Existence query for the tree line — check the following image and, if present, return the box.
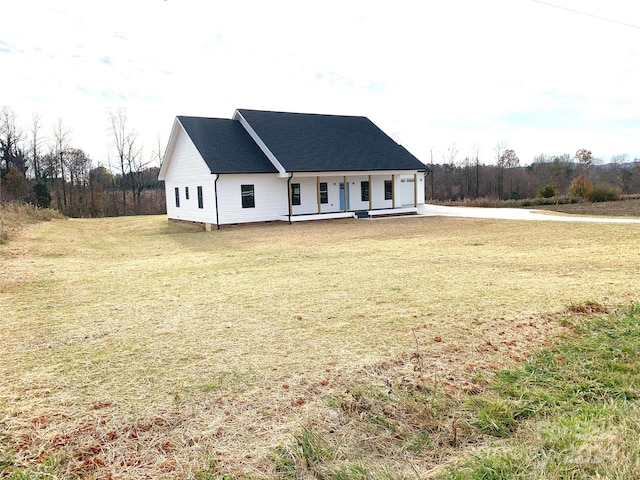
[3,103,639,214]
[0,106,165,217]
[426,145,640,202]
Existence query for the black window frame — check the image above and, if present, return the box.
[185,186,189,200]
[361,181,370,202]
[197,186,203,209]
[319,182,328,204]
[241,184,255,209]
[174,187,180,207]
[384,180,393,200]
[291,183,301,206]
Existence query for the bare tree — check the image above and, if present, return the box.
[501,149,520,169]
[108,109,149,213]
[51,119,71,209]
[154,135,164,168]
[442,145,458,199]
[66,148,92,214]
[495,140,509,199]
[0,106,25,175]
[472,145,480,198]
[109,109,131,210]
[28,113,46,181]
[461,145,481,199]
[500,149,520,198]
[605,153,630,192]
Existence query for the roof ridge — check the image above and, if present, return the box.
[236,108,367,120]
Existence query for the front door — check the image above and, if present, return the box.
[339,182,350,211]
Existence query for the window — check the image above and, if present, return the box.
[241,184,255,208]
[319,182,328,204]
[361,181,370,202]
[185,186,189,200]
[197,186,203,209]
[174,187,180,207]
[384,180,393,200]
[291,183,301,206]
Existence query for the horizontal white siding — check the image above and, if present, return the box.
[347,175,370,211]
[217,174,288,224]
[417,172,426,204]
[164,127,216,222]
[291,177,319,215]
[321,176,343,213]
[371,175,393,210]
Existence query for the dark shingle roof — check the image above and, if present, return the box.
[177,116,278,174]
[237,109,426,172]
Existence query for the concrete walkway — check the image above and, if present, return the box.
[419,204,640,224]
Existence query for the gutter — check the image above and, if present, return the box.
[287,172,293,225]
[214,174,220,230]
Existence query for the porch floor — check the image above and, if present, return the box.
[278,206,418,222]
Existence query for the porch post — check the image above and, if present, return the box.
[343,175,347,212]
[368,174,372,211]
[391,174,395,208]
[413,173,417,207]
[316,176,321,214]
[287,173,293,223]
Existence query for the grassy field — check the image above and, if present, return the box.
[1,212,639,478]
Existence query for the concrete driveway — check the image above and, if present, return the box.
[419,204,640,224]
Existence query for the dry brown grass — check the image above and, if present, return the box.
[0,202,65,244]
[534,197,640,217]
[1,215,639,478]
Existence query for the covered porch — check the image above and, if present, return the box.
[283,171,425,221]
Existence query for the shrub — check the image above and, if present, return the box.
[30,183,52,209]
[586,186,621,203]
[569,174,593,198]
[537,184,559,198]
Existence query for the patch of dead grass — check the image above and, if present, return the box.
[535,197,640,217]
[1,215,639,477]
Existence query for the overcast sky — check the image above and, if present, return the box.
[2,0,639,168]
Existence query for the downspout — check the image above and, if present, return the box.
[214,174,220,230]
[287,172,293,225]
[343,175,347,212]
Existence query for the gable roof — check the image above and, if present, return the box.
[177,116,278,174]
[235,109,426,172]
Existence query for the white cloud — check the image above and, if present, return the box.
[1,0,639,167]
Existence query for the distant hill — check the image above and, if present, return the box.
[597,161,640,170]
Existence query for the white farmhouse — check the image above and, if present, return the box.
[158,109,429,228]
